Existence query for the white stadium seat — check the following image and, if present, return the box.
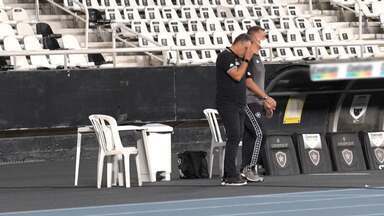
[181,7,199,20]
[12,8,29,22]
[138,0,156,7]
[138,35,157,48]
[177,0,194,6]
[161,7,179,20]
[157,33,178,64]
[122,0,139,8]
[83,0,102,10]
[305,28,337,59]
[24,35,57,69]
[168,20,187,33]
[217,6,234,18]
[195,0,214,6]
[195,32,217,63]
[241,19,257,31]
[0,23,15,39]
[206,19,224,33]
[260,18,277,30]
[295,17,312,29]
[105,8,124,23]
[64,0,82,11]
[199,7,217,19]
[149,20,168,34]
[212,31,231,47]
[175,33,202,64]
[123,8,141,21]
[287,5,301,17]
[0,9,8,22]
[268,30,301,61]
[287,29,314,59]
[100,0,124,9]
[144,7,162,20]
[280,17,296,30]
[270,5,285,17]
[4,36,35,70]
[234,5,251,19]
[311,18,327,29]
[188,20,205,33]
[252,6,269,19]
[158,0,177,7]
[62,34,95,67]
[224,19,243,32]
[131,20,149,34]
[17,22,35,37]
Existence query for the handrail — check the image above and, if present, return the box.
[38,0,89,48]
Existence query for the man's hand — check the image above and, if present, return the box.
[265,96,277,110]
[244,42,261,61]
[263,102,274,119]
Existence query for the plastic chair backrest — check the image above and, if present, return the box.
[12,8,28,22]
[0,9,8,22]
[17,22,35,37]
[4,36,30,68]
[89,115,124,153]
[204,109,223,143]
[24,35,51,66]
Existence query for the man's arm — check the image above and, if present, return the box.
[245,78,268,99]
[227,43,260,81]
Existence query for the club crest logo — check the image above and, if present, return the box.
[275,151,287,168]
[374,148,384,164]
[342,149,353,166]
[308,150,320,166]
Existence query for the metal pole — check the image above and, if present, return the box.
[112,24,117,68]
[358,1,363,40]
[84,7,89,49]
[35,0,40,21]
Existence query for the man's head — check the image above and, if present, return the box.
[247,26,267,43]
[232,33,252,58]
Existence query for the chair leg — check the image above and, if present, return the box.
[123,154,131,188]
[209,147,214,179]
[220,148,226,177]
[135,154,142,187]
[97,152,104,189]
[107,156,113,188]
[112,155,118,186]
[117,156,124,187]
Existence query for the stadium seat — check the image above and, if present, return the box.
[364,45,384,58]
[0,23,15,39]
[0,9,8,22]
[269,30,301,61]
[123,8,141,21]
[224,19,243,32]
[161,7,179,20]
[62,34,95,67]
[149,20,168,34]
[305,28,337,59]
[200,7,217,19]
[16,22,35,37]
[41,37,66,67]
[338,29,361,57]
[230,31,243,43]
[122,0,139,8]
[4,36,35,70]
[360,131,384,170]
[259,48,273,62]
[195,32,217,63]
[138,35,157,47]
[206,19,224,33]
[11,8,29,22]
[372,2,384,16]
[131,20,150,34]
[195,0,215,6]
[217,6,234,18]
[100,0,125,9]
[260,18,277,30]
[157,33,178,64]
[23,35,57,69]
[203,109,225,179]
[168,20,187,33]
[252,6,269,19]
[295,17,312,29]
[175,33,202,64]
[270,5,285,17]
[105,8,124,23]
[137,0,156,7]
[234,5,251,19]
[249,0,265,5]
[287,5,300,17]
[212,31,231,46]
[88,115,142,189]
[287,29,314,59]
[64,0,82,11]
[311,18,327,29]
[83,0,102,10]
[241,19,257,31]
[144,7,162,20]
[181,7,199,20]
[177,0,194,6]
[280,17,296,30]
[321,27,351,59]
[188,20,205,33]
[355,3,377,18]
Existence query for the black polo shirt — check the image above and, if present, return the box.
[216,48,250,107]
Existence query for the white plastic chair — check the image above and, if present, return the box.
[158,0,177,6]
[200,7,217,19]
[175,33,202,64]
[280,16,296,30]
[177,0,194,6]
[311,18,327,29]
[203,109,225,179]
[241,19,256,31]
[259,48,272,62]
[295,17,312,29]
[181,7,199,20]
[138,35,157,48]
[83,0,102,10]
[168,20,187,33]
[158,33,178,64]
[144,7,162,20]
[149,20,168,34]
[217,6,234,18]
[195,32,217,63]
[89,115,142,189]
[224,19,242,32]
[123,7,141,21]
[138,0,156,7]
[62,34,95,67]
[270,5,285,17]
[212,31,231,47]
[105,8,124,23]
[131,20,149,34]
[0,23,15,39]
[11,8,28,22]
[4,36,35,70]
[364,45,384,58]
[0,8,8,22]
[356,3,376,18]
[260,18,277,30]
[161,7,179,20]
[252,6,269,19]
[234,5,251,19]
[188,20,205,33]
[64,0,82,11]
[287,5,300,16]
[195,0,214,6]
[16,22,35,37]
[206,19,223,33]
[122,0,139,7]
[24,35,57,69]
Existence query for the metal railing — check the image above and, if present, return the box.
[35,0,89,48]
[0,40,384,68]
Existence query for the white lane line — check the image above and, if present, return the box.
[213,203,384,216]
[75,194,384,216]
[0,188,377,216]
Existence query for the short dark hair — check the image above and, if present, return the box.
[247,26,265,35]
[233,33,251,44]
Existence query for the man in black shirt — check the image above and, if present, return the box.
[216,33,260,186]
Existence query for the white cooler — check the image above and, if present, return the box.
[137,123,173,182]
